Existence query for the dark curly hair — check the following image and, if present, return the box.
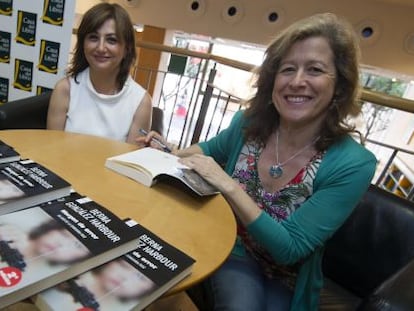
[244,13,361,151]
[67,3,136,90]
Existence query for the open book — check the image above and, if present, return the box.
[105,147,219,196]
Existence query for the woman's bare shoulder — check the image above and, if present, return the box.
[53,76,70,95]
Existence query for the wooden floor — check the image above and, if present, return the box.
[2,292,199,311]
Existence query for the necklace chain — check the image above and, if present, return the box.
[269,130,319,179]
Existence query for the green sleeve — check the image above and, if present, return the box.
[198,110,246,174]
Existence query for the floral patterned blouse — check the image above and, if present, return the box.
[232,141,323,287]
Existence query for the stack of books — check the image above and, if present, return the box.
[0,140,195,311]
[0,140,20,164]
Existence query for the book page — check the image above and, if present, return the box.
[172,168,219,196]
[108,148,187,178]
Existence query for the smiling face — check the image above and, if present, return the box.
[272,36,337,130]
[83,18,126,74]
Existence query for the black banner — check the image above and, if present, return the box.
[0,77,9,103]
[0,0,12,16]
[38,39,60,74]
[42,0,65,26]
[13,59,33,92]
[0,31,11,63]
[36,85,53,95]
[16,10,37,46]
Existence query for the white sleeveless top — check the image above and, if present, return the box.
[65,68,146,142]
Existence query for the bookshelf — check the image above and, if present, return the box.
[382,163,414,200]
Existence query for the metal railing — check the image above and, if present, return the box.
[133,40,414,200]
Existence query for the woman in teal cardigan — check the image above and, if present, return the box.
[139,13,377,311]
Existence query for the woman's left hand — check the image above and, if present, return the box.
[181,154,261,224]
[179,154,237,194]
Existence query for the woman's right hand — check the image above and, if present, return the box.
[135,130,177,154]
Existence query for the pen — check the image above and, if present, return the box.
[139,129,172,153]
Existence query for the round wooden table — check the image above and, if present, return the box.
[0,130,236,295]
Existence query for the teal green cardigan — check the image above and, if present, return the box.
[198,110,377,310]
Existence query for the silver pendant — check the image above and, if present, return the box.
[269,164,283,179]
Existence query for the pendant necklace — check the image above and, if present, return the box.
[269,131,319,179]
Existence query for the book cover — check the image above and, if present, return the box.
[34,220,195,311]
[0,159,71,215]
[105,147,219,196]
[0,194,141,309]
[0,140,20,164]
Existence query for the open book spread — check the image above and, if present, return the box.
[105,147,219,196]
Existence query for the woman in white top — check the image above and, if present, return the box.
[47,3,152,144]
